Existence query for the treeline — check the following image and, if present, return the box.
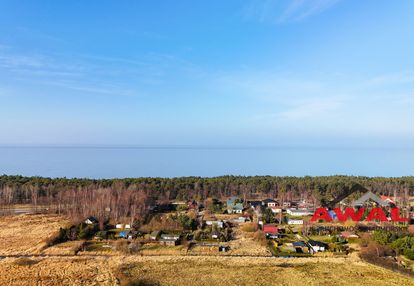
[0,175,413,222]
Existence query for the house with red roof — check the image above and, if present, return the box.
[262,224,278,234]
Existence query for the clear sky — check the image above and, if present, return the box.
[1,0,414,148]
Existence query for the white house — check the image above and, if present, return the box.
[307,240,327,253]
[287,219,303,225]
[286,208,313,216]
[271,207,282,214]
[262,199,278,208]
[205,220,224,228]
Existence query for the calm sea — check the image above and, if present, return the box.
[0,146,413,178]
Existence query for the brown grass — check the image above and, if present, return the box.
[0,214,413,285]
[0,257,118,285]
[0,214,69,255]
[118,256,414,286]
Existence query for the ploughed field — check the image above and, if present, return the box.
[0,214,413,286]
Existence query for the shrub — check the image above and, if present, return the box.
[44,227,67,247]
[403,248,414,260]
[13,258,39,266]
[128,242,141,254]
[114,240,129,253]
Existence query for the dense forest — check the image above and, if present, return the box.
[0,175,412,223]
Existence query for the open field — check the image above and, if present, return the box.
[0,214,69,255]
[0,214,413,285]
[118,256,414,286]
[0,257,117,286]
[227,226,271,256]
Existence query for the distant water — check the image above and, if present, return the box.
[0,146,413,178]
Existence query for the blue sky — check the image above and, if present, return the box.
[1,0,414,147]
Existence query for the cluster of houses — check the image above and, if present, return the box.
[292,240,328,254]
[247,198,315,226]
[261,222,329,254]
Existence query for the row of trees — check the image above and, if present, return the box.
[0,175,413,223]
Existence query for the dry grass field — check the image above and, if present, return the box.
[0,214,413,286]
[227,227,271,256]
[0,214,69,255]
[0,257,117,286]
[118,256,414,286]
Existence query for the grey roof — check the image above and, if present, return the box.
[352,191,389,207]
[233,203,243,210]
[293,241,307,247]
[227,196,239,204]
[308,240,328,247]
[161,234,180,240]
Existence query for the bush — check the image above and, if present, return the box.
[403,248,414,260]
[114,240,129,253]
[128,242,141,254]
[44,227,67,247]
[13,258,39,266]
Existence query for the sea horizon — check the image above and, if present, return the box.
[1,145,413,179]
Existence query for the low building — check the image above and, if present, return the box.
[271,207,283,214]
[263,224,278,234]
[286,208,314,216]
[307,240,328,253]
[267,233,284,239]
[159,238,179,246]
[340,231,359,239]
[160,234,180,240]
[287,219,303,225]
[227,196,243,214]
[159,233,180,246]
[232,203,243,214]
[262,199,278,208]
[293,241,309,253]
[205,220,224,228]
